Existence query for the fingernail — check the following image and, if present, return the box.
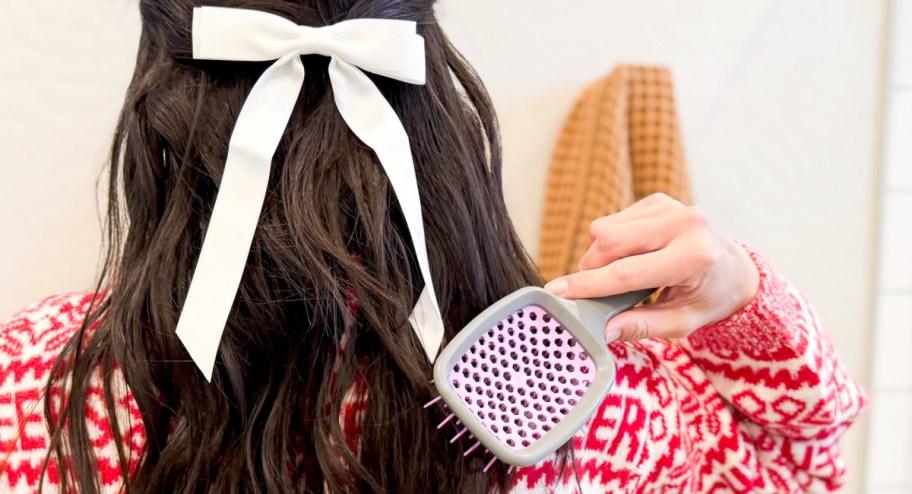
[605,328,622,342]
[544,279,568,296]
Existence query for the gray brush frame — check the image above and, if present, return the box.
[433,287,655,466]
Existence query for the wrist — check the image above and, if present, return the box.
[683,246,801,360]
[730,240,761,313]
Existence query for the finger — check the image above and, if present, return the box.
[587,193,683,242]
[579,215,683,271]
[589,193,685,241]
[547,247,688,299]
[634,192,685,210]
[587,196,677,242]
[604,304,700,342]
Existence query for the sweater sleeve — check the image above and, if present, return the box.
[679,246,867,439]
[678,247,867,490]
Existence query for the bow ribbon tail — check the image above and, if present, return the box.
[329,58,444,362]
[175,53,306,381]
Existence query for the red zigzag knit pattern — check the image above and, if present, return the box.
[0,249,866,493]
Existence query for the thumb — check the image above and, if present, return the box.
[604,304,697,342]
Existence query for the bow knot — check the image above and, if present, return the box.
[295,26,335,57]
[178,6,443,381]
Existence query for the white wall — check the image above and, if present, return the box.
[0,2,888,492]
[865,1,912,492]
[0,1,140,316]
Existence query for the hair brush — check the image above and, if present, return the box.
[425,287,654,470]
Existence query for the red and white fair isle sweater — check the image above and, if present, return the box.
[0,250,866,493]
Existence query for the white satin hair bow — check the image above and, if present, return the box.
[177,6,444,380]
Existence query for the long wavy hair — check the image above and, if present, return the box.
[41,0,547,492]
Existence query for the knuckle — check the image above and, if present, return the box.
[649,192,683,208]
[691,234,719,268]
[625,319,650,341]
[640,193,664,207]
[684,206,710,226]
[577,252,595,270]
[611,258,641,284]
[594,228,621,252]
[651,192,670,203]
[693,252,715,271]
[588,218,606,240]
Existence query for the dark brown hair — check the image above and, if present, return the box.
[42,0,548,492]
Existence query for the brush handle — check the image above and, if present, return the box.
[569,289,657,345]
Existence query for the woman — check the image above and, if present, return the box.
[0,0,865,492]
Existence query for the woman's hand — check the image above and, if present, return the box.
[543,193,760,342]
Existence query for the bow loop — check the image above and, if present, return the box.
[324,19,427,84]
[178,6,443,381]
[192,6,301,61]
[192,7,426,85]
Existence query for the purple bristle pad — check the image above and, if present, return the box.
[446,304,594,451]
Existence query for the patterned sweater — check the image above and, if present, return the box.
[0,251,866,493]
